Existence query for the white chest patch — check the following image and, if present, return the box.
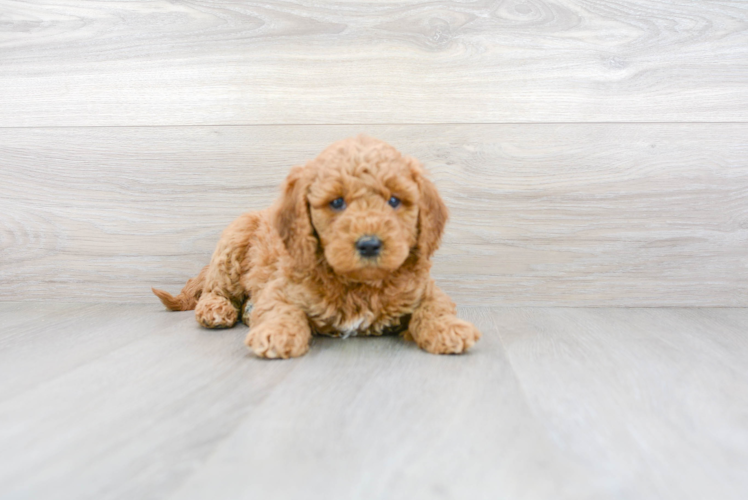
[338,317,368,339]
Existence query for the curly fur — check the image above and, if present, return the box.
[152,136,481,358]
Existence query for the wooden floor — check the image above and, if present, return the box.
[1,304,746,500]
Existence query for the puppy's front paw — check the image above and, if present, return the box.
[245,322,310,359]
[414,317,481,354]
[195,294,238,329]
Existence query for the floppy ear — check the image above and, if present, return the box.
[274,165,318,270]
[411,161,449,260]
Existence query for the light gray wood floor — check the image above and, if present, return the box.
[1,304,746,500]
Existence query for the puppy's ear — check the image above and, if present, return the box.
[274,165,317,269]
[411,160,448,260]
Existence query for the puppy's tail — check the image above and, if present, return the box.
[152,265,209,311]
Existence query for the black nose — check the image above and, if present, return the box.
[355,236,382,258]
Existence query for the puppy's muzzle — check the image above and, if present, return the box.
[355,235,382,258]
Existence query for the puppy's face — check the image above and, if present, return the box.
[276,136,448,283]
[307,153,420,281]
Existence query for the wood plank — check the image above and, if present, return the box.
[0,304,302,500]
[4,305,746,499]
[1,0,747,126]
[0,305,604,500]
[0,304,187,400]
[0,302,95,337]
[494,307,748,500]
[168,307,601,500]
[1,124,746,305]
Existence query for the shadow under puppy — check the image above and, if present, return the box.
[153,135,481,358]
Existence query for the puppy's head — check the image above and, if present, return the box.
[275,136,447,282]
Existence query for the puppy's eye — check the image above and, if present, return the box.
[329,197,346,210]
[388,196,401,208]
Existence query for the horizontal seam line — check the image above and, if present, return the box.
[1,121,748,129]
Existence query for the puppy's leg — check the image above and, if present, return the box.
[196,292,239,329]
[195,214,256,329]
[409,280,481,354]
[244,281,311,359]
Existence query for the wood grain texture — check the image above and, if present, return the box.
[1,304,747,499]
[167,308,599,500]
[496,307,748,500]
[1,0,747,126]
[2,124,747,305]
[0,303,302,500]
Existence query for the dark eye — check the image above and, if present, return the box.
[388,196,401,208]
[329,197,346,210]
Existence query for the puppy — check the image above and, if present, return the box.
[153,136,481,358]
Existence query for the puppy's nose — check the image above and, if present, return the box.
[355,236,382,258]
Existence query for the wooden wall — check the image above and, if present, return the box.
[1,0,747,305]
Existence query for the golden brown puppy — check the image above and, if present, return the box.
[153,136,481,358]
